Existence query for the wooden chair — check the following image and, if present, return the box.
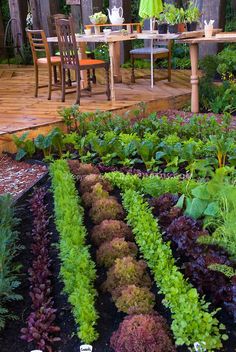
[27,30,61,100]
[55,17,110,105]
[130,40,173,84]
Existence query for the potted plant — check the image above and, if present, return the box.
[89,12,107,25]
[157,12,168,34]
[177,8,186,33]
[185,1,201,31]
[163,3,179,33]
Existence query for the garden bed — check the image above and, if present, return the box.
[2,161,236,352]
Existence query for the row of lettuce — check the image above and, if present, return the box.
[1,161,235,351]
[13,109,236,178]
[51,160,232,351]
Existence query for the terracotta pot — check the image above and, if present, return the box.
[178,23,186,33]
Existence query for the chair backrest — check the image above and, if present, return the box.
[55,17,79,70]
[47,13,68,37]
[154,39,173,52]
[26,30,51,65]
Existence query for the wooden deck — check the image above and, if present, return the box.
[0,64,191,153]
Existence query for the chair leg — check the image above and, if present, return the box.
[75,70,81,105]
[34,65,39,98]
[105,64,111,101]
[61,68,66,102]
[92,69,96,84]
[131,55,135,83]
[168,54,172,82]
[67,69,72,86]
[53,65,58,84]
[48,66,52,100]
[58,64,62,84]
[87,69,92,92]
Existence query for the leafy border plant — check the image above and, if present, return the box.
[0,194,22,331]
[50,160,98,344]
[120,189,225,350]
[21,188,60,350]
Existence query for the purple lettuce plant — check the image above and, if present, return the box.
[21,188,60,351]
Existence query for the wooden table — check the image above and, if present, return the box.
[48,33,136,101]
[180,33,236,113]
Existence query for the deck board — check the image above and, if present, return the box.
[0,64,191,153]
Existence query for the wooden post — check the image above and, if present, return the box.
[30,0,41,29]
[0,7,4,56]
[39,0,60,36]
[8,0,28,49]
[198,0,222,57]
[80,0,103,26]
[190,43,199,113]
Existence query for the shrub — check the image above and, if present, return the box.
[121,189,225,350]
[96,238,138,268]
[89,197,125,224]
[115,285,155,314]
[110,314,176,352]
[0,194,22,331]
[50,160,98,344]
[103,256,151,299]
[81,183,110,208]
[68,160,100,178]
[91,220,133,246]
[80,174,113,194]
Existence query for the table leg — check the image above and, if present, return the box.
[190,43,199,113]
[113,41,122,83]
[151,38,154,88]
[78,42,88,89]
[109,42,115,101]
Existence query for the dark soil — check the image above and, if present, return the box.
[1,178,235,352]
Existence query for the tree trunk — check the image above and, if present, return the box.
[0,7,4,56]
[199,0,223,57]
[80,0,103,26]
[8,0,28,49]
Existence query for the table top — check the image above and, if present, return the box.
[47,32,137,44]
[180,32,236,43]
[47,29,228,44]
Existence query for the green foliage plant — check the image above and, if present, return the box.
[34,128,63,159]
[121,189,225,350]
[185,1,201,23]
[198,183,236,259]
[104,171,199,197]
[12,132,36,161]
[0,194,22,330]
[163,3,180,25]
[50,160,98,343]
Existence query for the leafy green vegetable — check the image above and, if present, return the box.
[50,160,98,343]
[121,189,225,350]
[0,194,22,330]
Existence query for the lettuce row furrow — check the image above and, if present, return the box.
[50,160,98,344]
[121,188,225,351]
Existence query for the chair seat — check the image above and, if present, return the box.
[79,59,105,66]
[130,47,169,55]
[37,56,61,64]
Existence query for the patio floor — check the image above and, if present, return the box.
[0,64,191,153]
